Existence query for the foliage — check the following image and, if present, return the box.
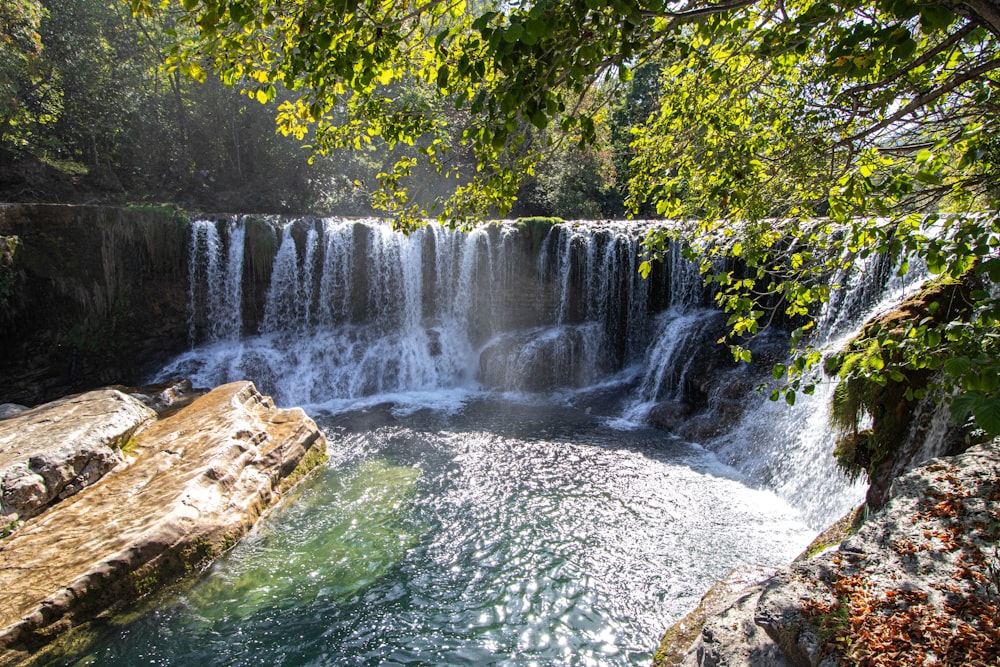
[0,0,60,146]
[625,2,1000,436]
[827,279,973,481]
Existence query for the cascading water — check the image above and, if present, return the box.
[187,218,244,342]
[84,215,928,666]
[167,215,924,524]
[159,218,675,408]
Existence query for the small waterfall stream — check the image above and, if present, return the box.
[96,215,932,666]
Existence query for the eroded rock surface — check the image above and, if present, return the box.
[663,438,1000,666]
[656,565,789,667]
[0,389,156,526]
[0,381,327,665]
[755,438,1000,666]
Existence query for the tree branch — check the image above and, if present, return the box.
[835,57,1000,147]
[836,22,976,100]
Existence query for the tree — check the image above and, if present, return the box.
[0,0,60,148]
[140,0,999,433]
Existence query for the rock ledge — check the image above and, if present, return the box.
[0,381,327,665]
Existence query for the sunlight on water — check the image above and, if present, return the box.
[72,401,815,667]
[184,459,421,622]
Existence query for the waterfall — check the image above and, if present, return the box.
[187,219,244,343]
[162,215,929,530]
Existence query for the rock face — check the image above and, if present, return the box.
[653,566,789,667]
[666,438,1000,666]
[0,204,191,405]
[0,381,327,665]
[756,437,1000,666]
[0,389,156,526]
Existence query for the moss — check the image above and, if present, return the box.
[516,216,562,255]
[797,505,866,561]
[0,234,21,323]
[130,570,158,598]
[826,278,971,482]
[179,537,216,572]
[279,442,329,493]
[1,519,21,539]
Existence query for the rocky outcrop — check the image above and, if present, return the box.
[0,389,156,527]
[664,438,1000,666]
[0,204,191,406]
[654,566,789,667]
[0,381,327,665]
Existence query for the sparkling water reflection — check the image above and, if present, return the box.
[70,400,814,666]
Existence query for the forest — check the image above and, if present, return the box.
[0,0,638,216]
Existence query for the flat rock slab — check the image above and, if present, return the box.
[0,381,326,664]
[0,390,157,525]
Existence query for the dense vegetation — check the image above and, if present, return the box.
[0,0,635,214]
[3,0,999,442]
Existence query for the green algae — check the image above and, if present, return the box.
[182,458,421,621]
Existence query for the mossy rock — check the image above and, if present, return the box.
[826,278,972,485]
[516,216,563,255]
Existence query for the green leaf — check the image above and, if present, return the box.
[785,389,796,406]
[973,396,1000,436]
[772,363,787,381]
[919,5,955,31]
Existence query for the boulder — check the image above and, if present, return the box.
[0,389,156,526]
[0,381,327,664]
[656,565,790,667]
[663,439,1000,666]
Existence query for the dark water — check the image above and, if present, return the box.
[60,399,813,667]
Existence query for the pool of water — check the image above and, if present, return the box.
[61,398,814,666]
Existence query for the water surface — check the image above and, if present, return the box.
[68,399,814,666]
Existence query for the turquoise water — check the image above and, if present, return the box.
[66,399,814,666]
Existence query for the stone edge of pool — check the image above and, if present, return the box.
[0,380,328,666]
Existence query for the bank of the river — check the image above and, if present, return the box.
[0,381,326,665]
[656,437,1000,666]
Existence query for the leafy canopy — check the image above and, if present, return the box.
[136,0,1000,435]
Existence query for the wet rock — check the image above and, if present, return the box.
[0,381,327,663]
[479,326,604,392]
[0,389,156,524]
[119,378,204,416]
[647,400,694,432]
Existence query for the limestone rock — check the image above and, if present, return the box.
[655,565,790,667]
[0,381,327,664]
[0,389,156,525]
[755,438,1000,666]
